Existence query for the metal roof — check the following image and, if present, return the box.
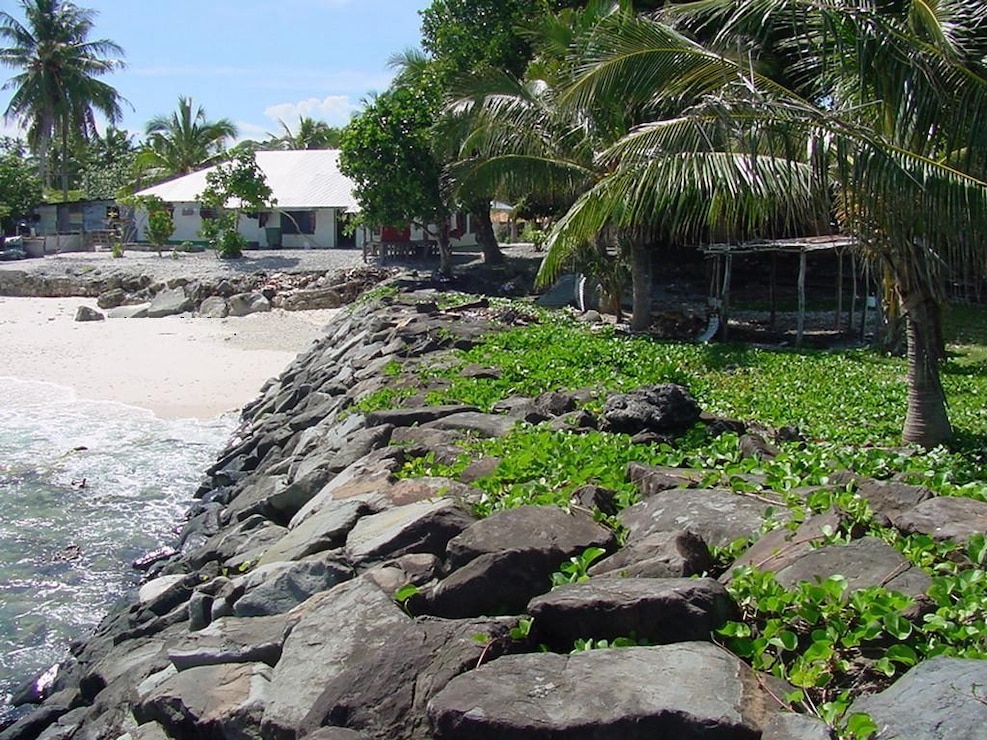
[136,150,360,211]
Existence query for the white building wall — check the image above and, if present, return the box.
[134,205,366,249]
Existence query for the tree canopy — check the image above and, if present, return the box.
[339,83,451,270]
[0,136,42,232]
[0,0,126,198]
[139,96,237,180]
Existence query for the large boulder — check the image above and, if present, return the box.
[74,305,104,322]
[261,578,409,738]
[344,499,476,567]
[134,662,272,738]
[772,536,931,597]
[198,296,229,318]
[230,554,354,617]
[527,577,737,651]
[446,505,616,570]
[299,617,516,740]
[228,292,271,317]
[425,548,563,619]
[600,384,701,435]
[146,287,193,318]
[619,488,785,550]
[590,530,713,579]
[850,657,987,739]
[428,642,781,739]
[893,496,987,545]
[166,614,294,670]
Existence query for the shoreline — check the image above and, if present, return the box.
[0,296,340,420]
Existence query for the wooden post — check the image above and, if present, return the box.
[860,263,869,340]
[849,254,858,337]
[769,251,777,329]
[796,249,807,347]
[720,252,732,341]
[835,248,844,331]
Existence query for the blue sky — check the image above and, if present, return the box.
[1,0,432,142]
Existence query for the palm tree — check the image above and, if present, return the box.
[268,116,340,150]
[139,96,237,179]
[536,3,987,447]
[0,0,125,198]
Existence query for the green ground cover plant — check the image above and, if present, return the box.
[384,299,987,738]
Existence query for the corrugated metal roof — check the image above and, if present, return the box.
[137,150,359,211]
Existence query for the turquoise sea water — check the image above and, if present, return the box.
[0,379,235,725]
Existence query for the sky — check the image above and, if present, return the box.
[0,0,432,142]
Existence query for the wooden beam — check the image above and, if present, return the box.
[720,253,732,341]
[835,249,844,331]
[796,249,807,347]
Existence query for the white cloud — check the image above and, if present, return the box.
[264,96,361,128]
[234,121,271,144]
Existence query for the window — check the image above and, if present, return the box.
[281,210,316,235]
[199,207,217,220]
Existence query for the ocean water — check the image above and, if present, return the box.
[0,379,236,726]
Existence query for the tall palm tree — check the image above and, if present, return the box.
[0,0,125,197]
[139,96,237,179]
[538,2,987,446]
[268,116,340,150]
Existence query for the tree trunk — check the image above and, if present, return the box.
[60,120,70,202]
[899,277,951,447]
[630,239,651,331]
[470,206,504,265]
[437,219,453,277]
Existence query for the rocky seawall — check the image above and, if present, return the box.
[3,283,986,740]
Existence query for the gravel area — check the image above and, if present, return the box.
[0,243,545,286]
[0,247,369,284]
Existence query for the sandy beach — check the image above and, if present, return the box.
[0,296,339,419]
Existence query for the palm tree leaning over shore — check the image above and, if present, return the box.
[139,96,237,180]
[536,2,987,447]
[0,0,125,198]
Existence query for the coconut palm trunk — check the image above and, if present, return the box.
[629,238,651,330]
[896,262,951,447]
[470,205,504,265]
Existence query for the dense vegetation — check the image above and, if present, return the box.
[361,296,987,738]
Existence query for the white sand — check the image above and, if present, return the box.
[0,297,340,420]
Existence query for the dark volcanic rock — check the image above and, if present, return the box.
[527,577,737,651]
[231,554,354,617]
[773,536,931,597]
[829,471,934,524]
[850,657,987,739]
[344,499,476,567]
[600,383,701,435]
[428,642,780,739]
[426,549,562,619]
[167,614,293,670]
[590,530,713,579]
[262,578,409,738]
[74,305,104,322]
[420,411,515,438]
[134,661,271,738]
[893,496,987,545]
[445,505,616,570]
[366,405,480,428]
[619,488,785,550]
[761,712,834,740]
[300,617,516,740]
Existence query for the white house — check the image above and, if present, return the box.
[133,149,481,252]
[134,150,363,249]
